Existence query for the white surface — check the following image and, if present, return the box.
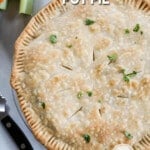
[113,144,133,150]
[0,1,50,149]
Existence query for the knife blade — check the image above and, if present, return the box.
[0,95,33,150]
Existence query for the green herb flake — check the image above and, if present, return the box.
[85,18,95,26]
[125,29,130,34]
[140,31,143,35]
[66,44,72,48]
[39,102,46,109]
[122,70,138,82]
[49,34,57,44]
[127,71,137,78]
[77,91,83,99]
[123,75,130,82]
[120,69,125,74]
[124,131,133,140]
[98,99,102,103]
[107,54,118,64]
[133,24,140,32]
[83,134,91,143]
[87,91,93,97]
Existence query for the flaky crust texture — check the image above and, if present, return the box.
[11,0,150,150]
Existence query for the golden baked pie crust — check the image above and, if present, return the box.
[11,0,150,149]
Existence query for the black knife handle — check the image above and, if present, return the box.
[1,115,33,150]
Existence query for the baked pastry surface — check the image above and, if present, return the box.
[11,0,150,149]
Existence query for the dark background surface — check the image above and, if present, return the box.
[0,0,49,149]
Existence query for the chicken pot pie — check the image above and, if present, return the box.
[11,0,150,149]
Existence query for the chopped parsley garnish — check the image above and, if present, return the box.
[87,91,92,97]
[140,31,143,35]
[121,69,138,82]
[128,71,137,77]
[66,44,72,48]
[124,131,133,140]
[98,99,102,103]
[125,29,130,34]
[123,75,130,82]
[85,18,95,26]
[49,34,57,44]
[125,24,143,35]
[77,91,83,99]
[107,54,118,64]
[39,102,46,109]
[83,134,91,143]
[133,24,140,32]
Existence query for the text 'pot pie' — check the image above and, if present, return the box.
[11,0,150,149]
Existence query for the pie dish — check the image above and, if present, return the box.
[11,0,150,149]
